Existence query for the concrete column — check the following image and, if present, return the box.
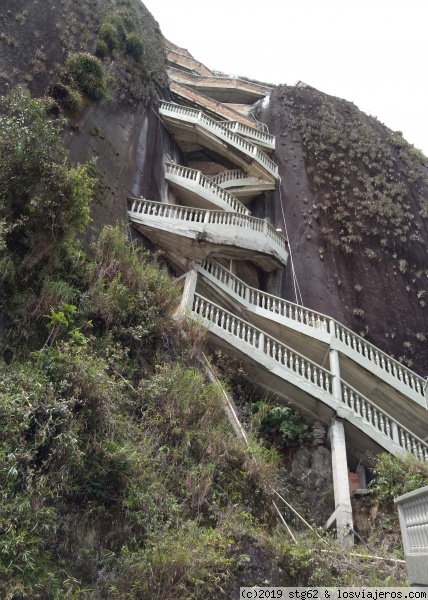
[329,348,342,404]
[329,418,354,548]
[178,266,198,314]
[357,464,367,489]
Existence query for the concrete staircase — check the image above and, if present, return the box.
[159,101,278,181]
[168,67,272,104]
[128,39,428,545]
[191,291,428,462]
[164,163,249,214]
[198,259,427,411]
[128,198,288,271]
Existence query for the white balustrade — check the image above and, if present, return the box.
[220,121,275,148]
[192,293,332,394]
[128,199,287,253]
[397,489,428,553]
[200,260,329,332]
[165,162,249,215]
[334,323,426,399]
[192,289,428,461]
[160,102,278,178]
[210,170,248,186]
[198,260,426,402]
[340,380,428,461]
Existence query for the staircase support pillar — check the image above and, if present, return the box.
[178,264,198,314]
[329,417,354,548]
[328,348,354,547]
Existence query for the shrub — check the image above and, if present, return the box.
[0,87,92,254]
[109,15,127,45]
[370,452,428,509]
[125,33,144,60]
[65,53,106,101]
[86,225,179,352]
[99,22,120,53]
[251,402,307,443]
[0,87,93,347]
[95,39,108,59]
[46,82,83,114]
[111,524,234,598]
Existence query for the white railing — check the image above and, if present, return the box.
[334,322,426,397]
[200,259,329,331]
[164,163,249,215]
[340,381,428,461]
[210,170,275,190]
[198,260,427,401]
[192,294,332,394]
[160,102,278,178]
[220,121,275,148]
[170,82,258,129]
[128,199,287,253]
[210,170,248,186]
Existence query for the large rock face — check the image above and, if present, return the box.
[2,0,427,374]
[290,444,334,526]
[256,86,428,376]
[0,0,171,241]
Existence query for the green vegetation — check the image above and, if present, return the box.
[65,53,107,101]
[0,84,413,595]
[283,86,428,367]
[125,33,144,60]
[100,22,122,53]
[0,88,92,350]
[95,38,109,59]
[289,90,428,263]
[46,83,83,114]
[370,452,428,511]
[0,0,167,111]
[251,402,308,444]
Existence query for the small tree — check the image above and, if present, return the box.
[0,87,93,337]
[0,88,92,260]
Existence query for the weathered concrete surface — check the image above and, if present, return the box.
[329,418,354,548]
[168,69,272,104]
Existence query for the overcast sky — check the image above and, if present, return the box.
[142,0,428,156]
